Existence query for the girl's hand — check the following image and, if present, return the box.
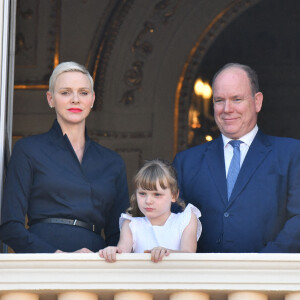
[145,247,170,263]
[99,246,122,262]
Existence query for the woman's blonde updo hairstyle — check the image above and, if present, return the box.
[48,61,94,94]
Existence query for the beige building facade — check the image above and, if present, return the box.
[1,0,299,186]
[10,0,266,184]
[2,1,300,299]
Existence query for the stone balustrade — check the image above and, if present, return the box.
[1,253,300,300]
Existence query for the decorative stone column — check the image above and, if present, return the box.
[58,292,98,300]
[114,291,153,300]
[228,292,267,300]
[170,291,209,300]
[0,293,39,300]
[286,293,300,300]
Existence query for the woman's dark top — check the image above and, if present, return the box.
[0,120,129,253]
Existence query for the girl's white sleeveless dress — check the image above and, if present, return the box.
[119,204,202,253]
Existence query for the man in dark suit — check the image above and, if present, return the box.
[174,63,300,253]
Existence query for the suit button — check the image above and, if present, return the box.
[224,212,229,217]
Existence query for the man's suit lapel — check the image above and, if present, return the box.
[205,136,228,204]
[229,130,272,203]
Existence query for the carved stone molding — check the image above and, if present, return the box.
[92,0,135,110]
[92,0,180,109]
[121,61,143,105]
[115,148,143,169]
[174,0,262,153]
[121,0,180,105]
[14,0,61,89]
[89,130,152,139]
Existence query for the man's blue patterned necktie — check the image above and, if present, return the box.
[227,140,242,199]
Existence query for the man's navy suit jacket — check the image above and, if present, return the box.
[174,130,300,253]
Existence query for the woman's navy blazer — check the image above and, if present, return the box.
[0,120,129,253]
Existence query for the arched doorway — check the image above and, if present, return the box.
[176,0,300,152]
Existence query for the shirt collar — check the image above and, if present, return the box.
[50,119,91,150]
[222,125,258,148]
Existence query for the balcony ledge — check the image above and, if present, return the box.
[1,253,300,299]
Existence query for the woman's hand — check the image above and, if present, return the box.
[73,247,93,253]
[99,246,122,262]
[145,247,170,263]
[54,248,93,253]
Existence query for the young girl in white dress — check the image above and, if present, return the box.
[99,159,202,262]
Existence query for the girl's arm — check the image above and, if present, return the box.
[117,220,134,251]
[179,212,198,252]
[99,220,133,262]
[147,213,198,262]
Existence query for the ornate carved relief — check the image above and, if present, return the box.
[89,130,152,139]
[121,61,143,105]
[121,0,180,105]
[174,0,262,153]
[92,0,180,109]
[115,148,143,192]
[115,148,143,168]
[15,0,38,66]
[92,0,135,110]
[14,0,61,89]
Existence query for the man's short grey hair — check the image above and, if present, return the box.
[48,61,94,94]
[212,63,260,96]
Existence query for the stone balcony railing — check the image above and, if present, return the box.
[1,253,300,300]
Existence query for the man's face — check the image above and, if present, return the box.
[213,67,263,139]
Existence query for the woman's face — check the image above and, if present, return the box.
[47,71,95,128]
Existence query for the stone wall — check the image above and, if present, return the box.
[14,0,300,188]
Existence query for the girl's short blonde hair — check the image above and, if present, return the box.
[127,159,185,217]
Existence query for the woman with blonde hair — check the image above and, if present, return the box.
[0,62,129,253]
